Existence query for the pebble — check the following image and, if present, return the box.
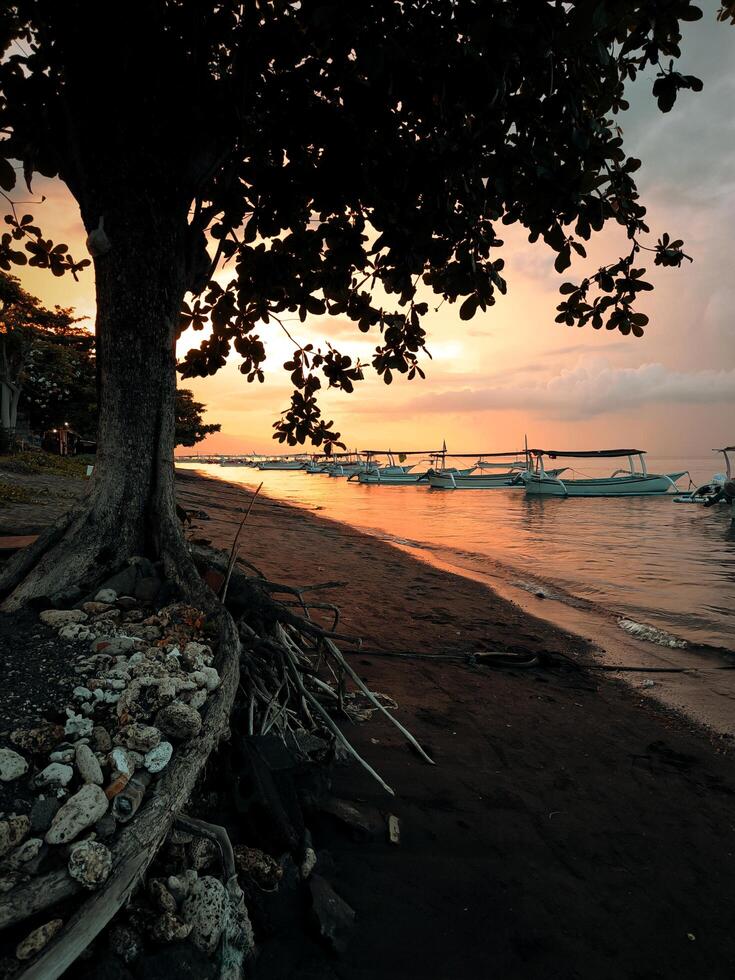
[35,763,74,789]
[109,746,135,775]
[82,601,114,615]
[181,876,228,953]
[92,726,112,753]
[46,784,109,845]
[59,623,95,641]
[91,636,140,655]
[64,710,94,738]
[49,748,76,764]
[191,666,220,692]
[0,816,31,861]
[68,839,113,890]
[76,743,104,785]
[11,723,64,754]
[167,869,198,903]
[40,608,88,628]
[7,837,43,867]
[95,588,118,603]
[30,797,61,834]
[234,845,284,891]
[144,741,173,773]
[187,689,208,710]
[0,748,29,782]
[149,878,178,913]
[16,919,64,961]
[155,702,202,741]
[150,911,192,943]
[118,723,161,753]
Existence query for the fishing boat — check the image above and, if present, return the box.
[521,449,686,497]
[257,457,305,470]
[673,446,735,505]
[349,450,436,485]
[426,451,536,490]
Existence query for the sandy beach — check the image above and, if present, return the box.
[2,467,735,978]
[175,470,735,980]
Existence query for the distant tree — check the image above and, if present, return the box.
[0,271,87,436]
[174,389,221,448]
[0,0,727,607]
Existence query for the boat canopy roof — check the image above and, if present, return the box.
[361,449,443,456]
[432,451,526,459]
[530,448,646,458]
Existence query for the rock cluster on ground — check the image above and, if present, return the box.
[0,565,235,970]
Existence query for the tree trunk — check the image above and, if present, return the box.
[0,204,201,610]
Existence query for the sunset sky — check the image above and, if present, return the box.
[15,13,734,457]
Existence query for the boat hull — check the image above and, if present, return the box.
[428,472,524,489]
[356,471,426,485]
[522,472,686,497]
[257,461,304,470]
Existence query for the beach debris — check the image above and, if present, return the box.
[181,875,228,953]
[112,769,152,823]
[386,814,401,845]
[45,784,109,844]
[309,874,355,954]
[68,840,113,890]
[641,679,656,689]
[16,919,63,961]
[0,748,29,782]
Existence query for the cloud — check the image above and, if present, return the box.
[403,361,735,420]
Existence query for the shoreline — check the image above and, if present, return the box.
[182,465,735,741]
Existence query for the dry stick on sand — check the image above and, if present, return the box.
[221,482,262,603]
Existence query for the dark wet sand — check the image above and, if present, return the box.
[177,469,735,980]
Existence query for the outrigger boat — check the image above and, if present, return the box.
[350,450,438,485]
[673,446,735,505]
[257,456,305,470]
[521,449,686,497]
[426,451,541,490]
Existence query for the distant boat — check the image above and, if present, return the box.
[521,449,685,497]
[673,446,734,505]
[257,458,305,470]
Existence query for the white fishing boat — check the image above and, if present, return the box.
[426,451,535,490]
[673,446,734,505]
[350,450,436,485]
[257,457,305,470]
[521,449,686,497]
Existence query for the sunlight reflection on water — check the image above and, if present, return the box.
[179,460,734,649]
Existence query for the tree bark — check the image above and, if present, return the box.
[0,203,199,609]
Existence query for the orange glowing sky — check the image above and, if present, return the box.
[14,17,735,457]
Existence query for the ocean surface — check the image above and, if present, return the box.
[179,458,734,652]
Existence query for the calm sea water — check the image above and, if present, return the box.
[179,458,735,651]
